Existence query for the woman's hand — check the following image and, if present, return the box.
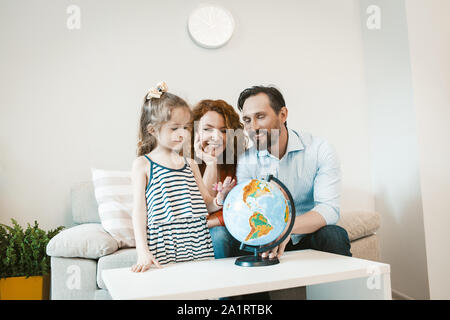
[131,250,162,272]
[214,176,237,205]
[194,132,218,166]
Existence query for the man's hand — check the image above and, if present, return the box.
[261,232,291,259]
[260,210,327,259]
[262,205,293,259]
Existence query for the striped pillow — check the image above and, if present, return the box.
[91,168,135,248]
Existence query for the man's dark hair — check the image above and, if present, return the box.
[237,85,287,127]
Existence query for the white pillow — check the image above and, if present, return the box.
[91,168,135,248]
[46,223,119,259]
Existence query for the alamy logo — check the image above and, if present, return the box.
[366,5,381,30]
[366,265,381,290]
[66,265,81,290]
[66,5,81,30]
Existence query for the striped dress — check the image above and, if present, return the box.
[143,154,214,265]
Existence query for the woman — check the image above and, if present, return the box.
[191,99,248,258]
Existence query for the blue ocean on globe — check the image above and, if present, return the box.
[223,178,290,246]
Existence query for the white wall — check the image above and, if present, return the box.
[0,0,373,230]
[405,0,450,300]
[359,0,429,300]
[4,0,447,300]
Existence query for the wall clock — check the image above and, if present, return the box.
[187,5,235,49]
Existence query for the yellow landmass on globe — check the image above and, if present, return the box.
[242,179,272,209]
[245,212,273,241]
[284,200,289,223]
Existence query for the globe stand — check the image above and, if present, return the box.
[235,251,280,267]
[234,174,296,267]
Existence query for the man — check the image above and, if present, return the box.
[236,85,352,259]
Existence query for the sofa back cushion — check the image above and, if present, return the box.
[72,181,102,224]
[91,168,135,248]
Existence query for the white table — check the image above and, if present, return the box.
[102,249,391,300]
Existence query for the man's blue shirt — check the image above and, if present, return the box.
[236,127,342,245]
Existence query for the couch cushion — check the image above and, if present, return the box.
[349,234,380,261]
[337,211,380,241]
[91,168,135,248]
[72,181,101,224]
[97,248,137,289]
[46,223,119,259]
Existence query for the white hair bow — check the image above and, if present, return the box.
[146,81,168,99]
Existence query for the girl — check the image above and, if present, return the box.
[131,82,236,272]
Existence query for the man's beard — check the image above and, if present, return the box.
[251,128,281,153]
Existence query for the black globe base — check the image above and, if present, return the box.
[235,255,280,267]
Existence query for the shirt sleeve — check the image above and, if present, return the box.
[312,140,342,225]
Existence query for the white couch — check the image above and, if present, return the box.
[46,181,381,300]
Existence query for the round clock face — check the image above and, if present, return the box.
[187,6,235,49]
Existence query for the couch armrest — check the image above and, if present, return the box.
[50,256,98,300]
[337,211,380,241]
[46,223,119,259]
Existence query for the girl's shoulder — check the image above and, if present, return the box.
[132,156,150,174]
[134,154,150,164]
[185,157,198,169]
[185,157,202,177]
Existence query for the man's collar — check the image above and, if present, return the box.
[256,127,304,158]
[286,127,304,153]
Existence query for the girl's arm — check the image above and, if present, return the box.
[188,158,235,213]
[130,157,161,271]
[131,157,150,253]
[202,163,219,197]
[193,133,219,197]
[202,163,224,228]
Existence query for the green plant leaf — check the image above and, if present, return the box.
[0,219,64,279]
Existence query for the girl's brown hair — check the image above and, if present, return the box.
[137,92,192,157]
[191,99,248,180]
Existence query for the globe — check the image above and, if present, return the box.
[223,177,292,247]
